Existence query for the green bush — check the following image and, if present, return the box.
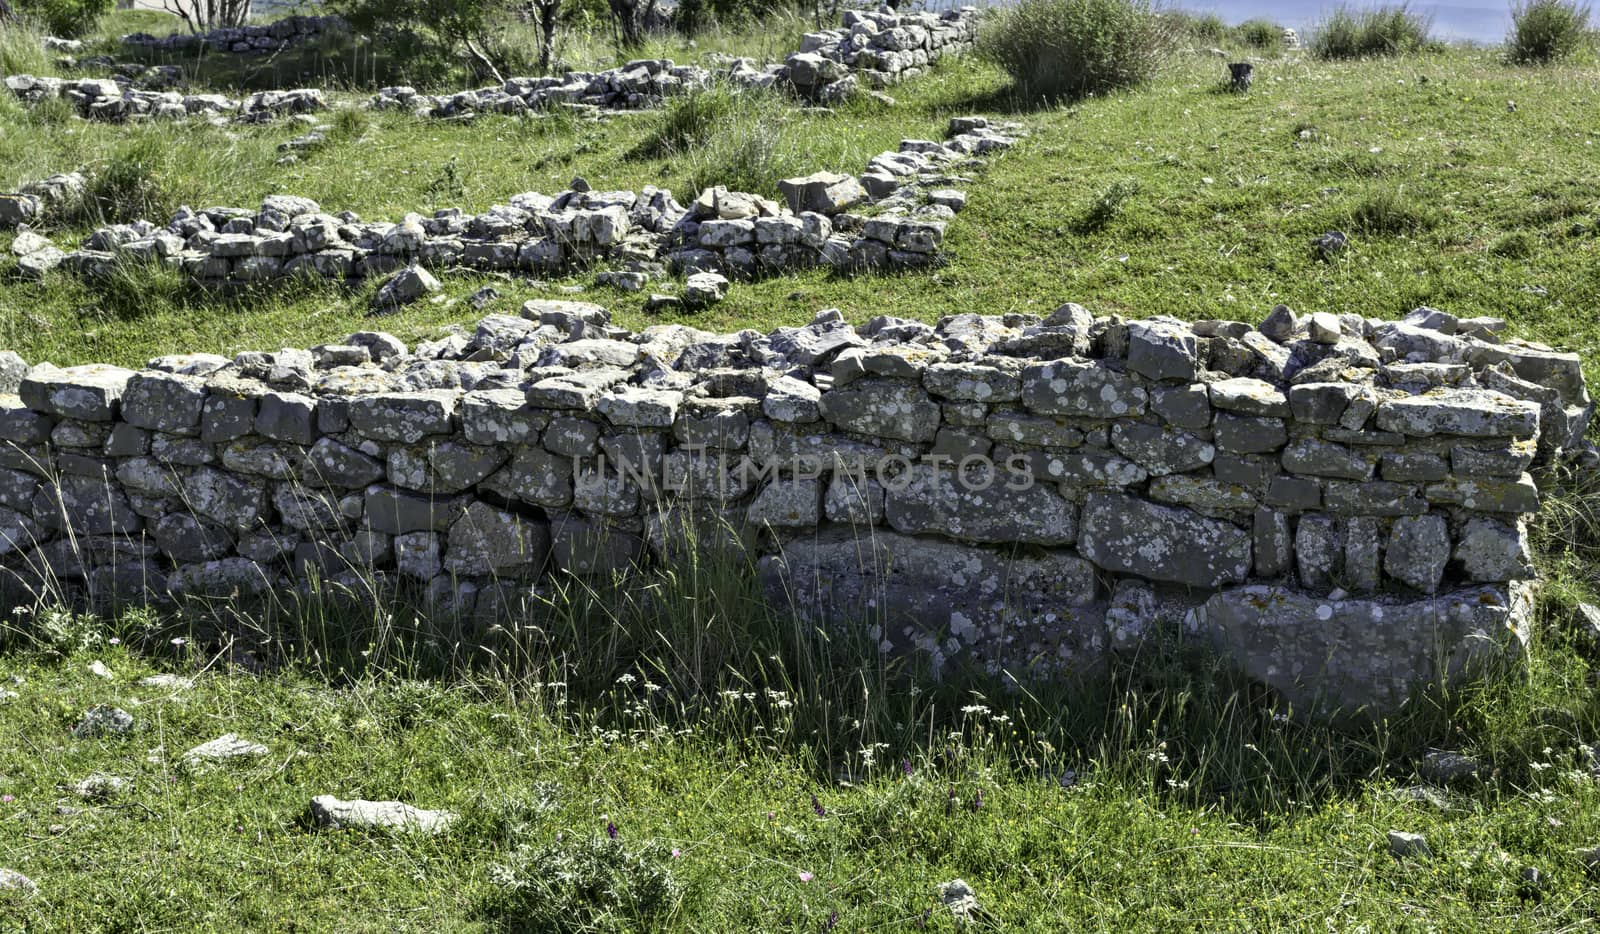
[979,0,1175,103]
[637,83,749,158]
[1235,17,1285,48]
[14,0,114,38]
[1345,187,1441,235]
[1166,10,1227,43]
[483,835,683,932]
[1311,4,1434,59]
[1506,0,1591,64]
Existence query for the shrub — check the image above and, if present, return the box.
[483,835,683,932]
[979,0,1175,103]
[1506,0,1591,64]
[1236,17,1285,48]
[1345,188,1441,236]
[1311,4,1434,59]
[1079,177,1139,231]
[1166,10,1227,43]
[14,0,112,38]
[637,83,748,158]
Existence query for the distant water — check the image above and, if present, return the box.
[1173,0,1512,44]
[919,0,1516,45]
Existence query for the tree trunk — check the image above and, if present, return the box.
[536,0,560,73]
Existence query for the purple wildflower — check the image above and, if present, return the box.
[798,870,814,883]
[972,789,984,812]
[606,821,617,840]
[0,794,12,804]
[825,909,839,930]
[671,847,682,859]
[811,794,826,817]
[901,757,913,776]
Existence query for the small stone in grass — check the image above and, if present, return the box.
[71,705,133,738]
[1388,830,1432,858]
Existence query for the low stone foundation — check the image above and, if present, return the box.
[120,15,348,56]
[29,117,1016,285]
[0,301,1589,717]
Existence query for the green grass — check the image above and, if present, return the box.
[4,46,1600,394]
[4,25,1600,927]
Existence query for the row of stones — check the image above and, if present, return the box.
[15,117,1015,290]
[120,14,348,55]
[6,9,980,127]
[0,298,1584,611]
[2,74,327,124]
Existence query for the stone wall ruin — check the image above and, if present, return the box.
[0,301,1589,717]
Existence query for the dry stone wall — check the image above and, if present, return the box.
[4,9,980,124]
[0,300,1589,717]
[30,117,1015,285]
[120,15,349,56]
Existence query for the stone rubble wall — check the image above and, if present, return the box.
[120,15,349,56]
[4,9,981,124]
[2,74,326,123]
[33,117,1016,285]
[0,301,1590,716]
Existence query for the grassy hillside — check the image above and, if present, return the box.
[1,43,1598,387]
[3,17,1600,931]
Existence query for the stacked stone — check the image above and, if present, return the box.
[370,60,712,119]
[2,75,325,123]
[779,7,980,102]
[0,300,1588,715]
[120,15,348,55]
[0,172,85,231]
[55,118,1016,288]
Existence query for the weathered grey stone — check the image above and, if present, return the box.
[1109,422,1214,475]
[183,734,269,763]
[1380,452,1448,483]
[885,464,1077,545]
[1449,440,1536,478]
[481,446,573,508]
[1209,378,1290,417]
[823,475,885,525]
[349,390,457,442]
[1192,583,1532,716]
[818,378,939,442]
[20,364,134,421]
[761,529,1102,675]
[303,438,386,489]
[923,362,1021,402]
[598,387,682,428]
[462,389,545,445]
[1323,480,1426,516]
[71,704,133,737]
[549,514,645,576]
[1386,514,1450,593]
[1281,439,1372,480]
[746,478,821,528]
[1253,507,1292,578]
[167,557,277,597]
[1213,414,1288,454]
[1126,319,1198,382]
[1375,390,1541,439]
[364,485,467,534]
[1424,474,1539,513]
[255,391,318,445]
[1079,493,1250,588]
[1022,360,1148,418]
[444,501,548,576]
[1344,516,1382,594]
[121,372,207,434]
[309,795,458,833]
[778,171,867,215]
[394,531,442,579]
[1454,517,1532,582]
[152,514,235,562]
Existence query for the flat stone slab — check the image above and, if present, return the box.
[1190,582,1533,717]
[183,733,269,763]
[309,795,459,833]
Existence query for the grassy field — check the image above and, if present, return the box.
[4,11,1600,930]
[1,33,1598,384]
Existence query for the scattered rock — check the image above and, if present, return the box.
[139,673,194,690]
[71,705,133,738]
[1314,230,1349,260]
[938,878,991,925]
[1388,830,1432,858]
[372,264,440,313]
[683,271,730,309]
[1420,749,1483,786]
[309,795,458,833]
[0,868,37,896]
[70,772,129,801]
[88,660,114,680]
[183,733,269,764]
